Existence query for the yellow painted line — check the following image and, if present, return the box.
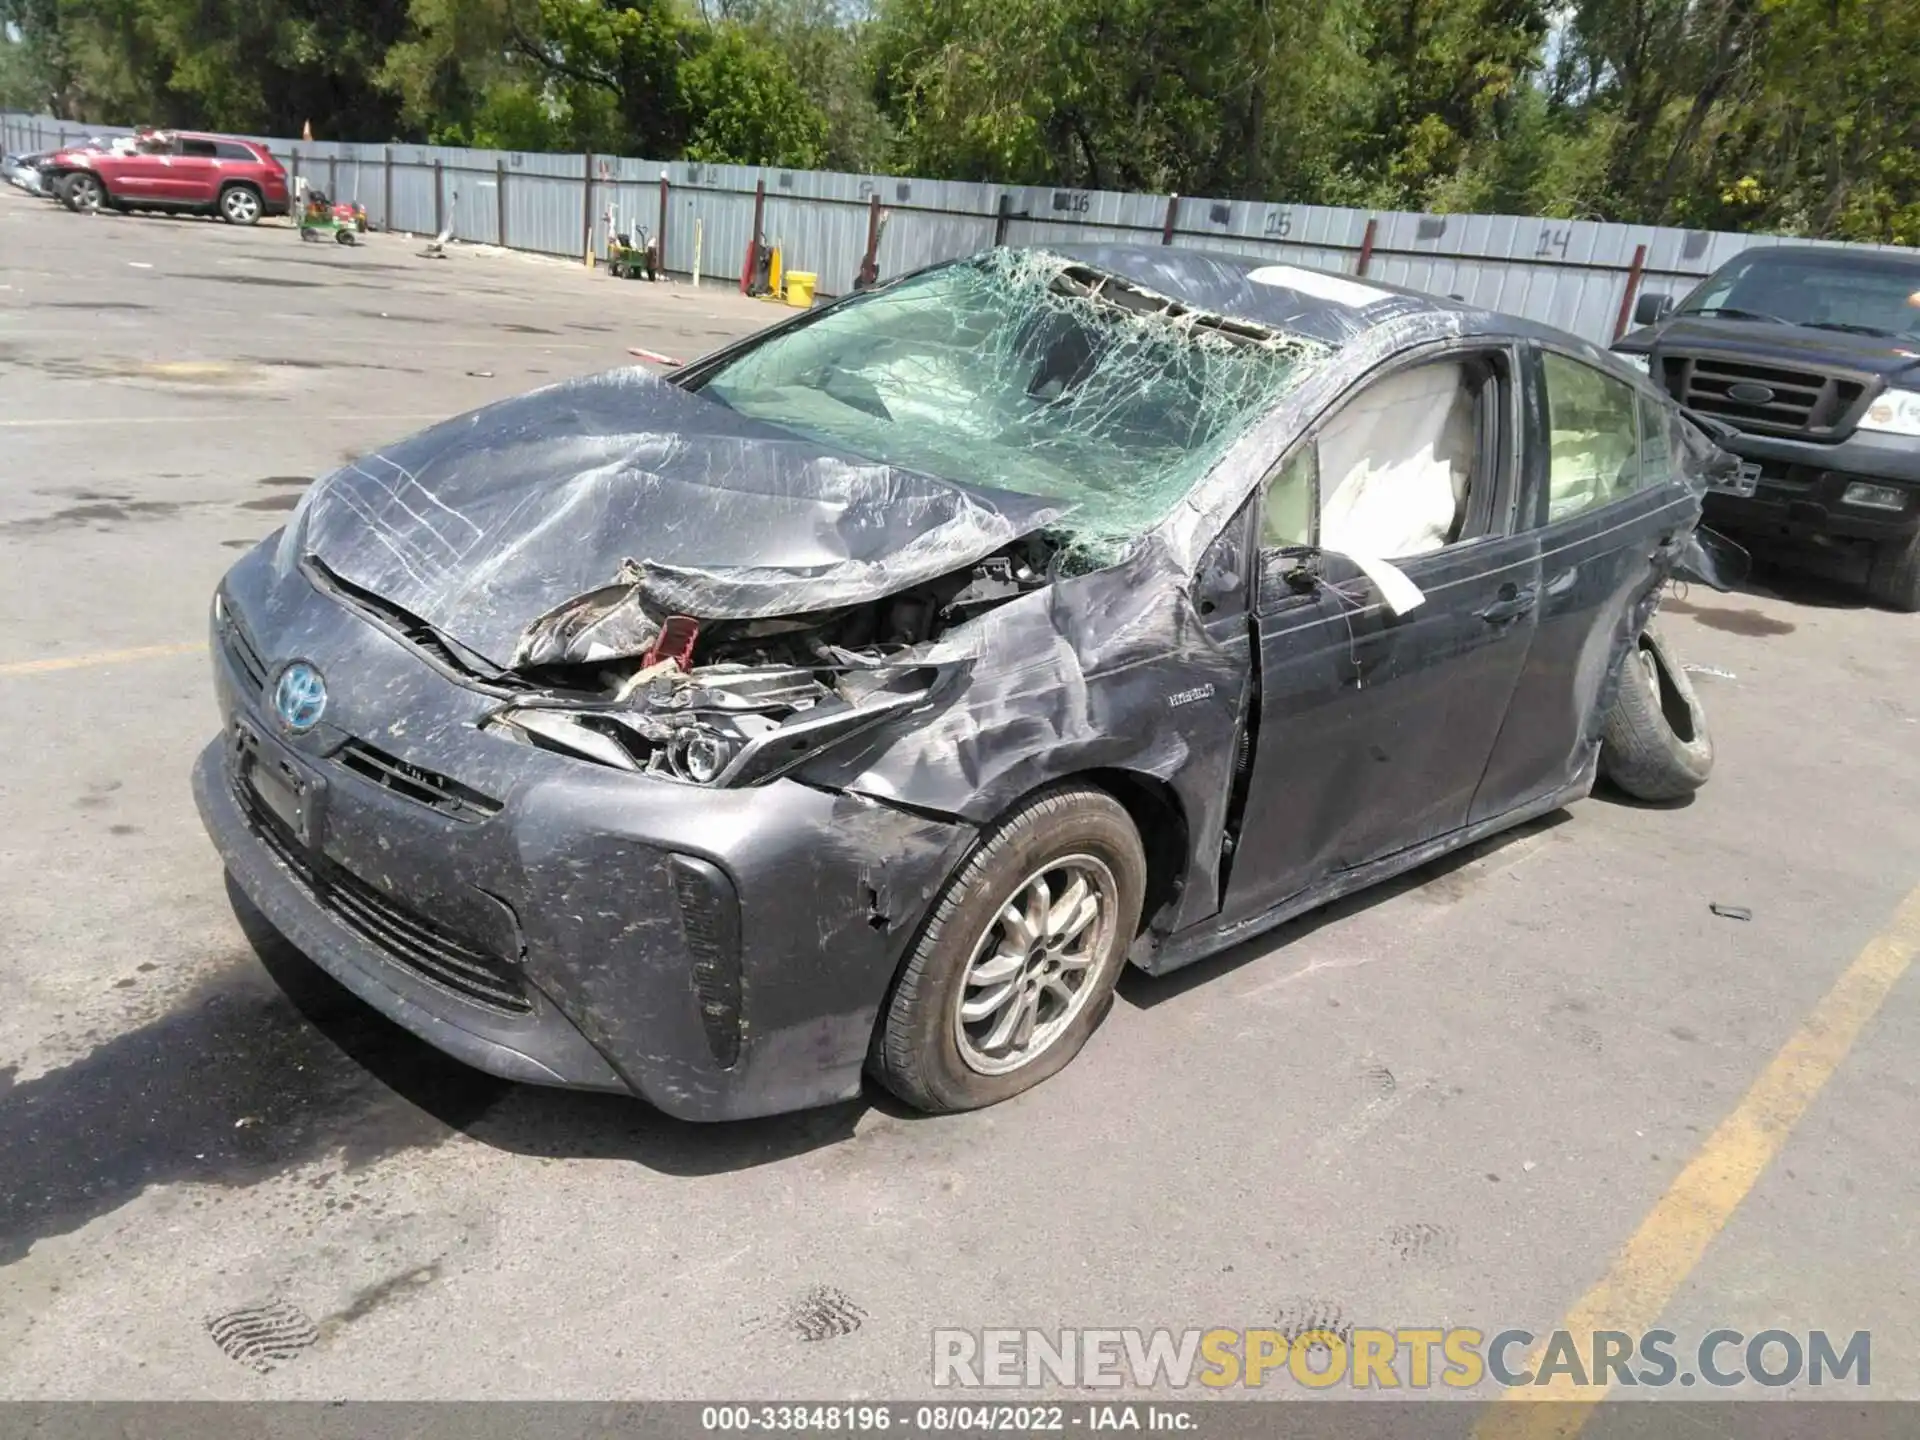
[1472,879,1920,1440]
[0,641,203,676]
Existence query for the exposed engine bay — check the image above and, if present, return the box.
[474,538,1056,788]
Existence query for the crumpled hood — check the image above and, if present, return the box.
[298,369,1065,667]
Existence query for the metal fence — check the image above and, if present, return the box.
[6,111,1913,345]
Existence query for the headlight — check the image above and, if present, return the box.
[1859,388,1920,438]
[1616,352,1651,374]
[671,727,735,784]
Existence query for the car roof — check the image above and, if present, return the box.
[1028,242,1569,351]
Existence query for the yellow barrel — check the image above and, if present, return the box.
[786,271,816,308]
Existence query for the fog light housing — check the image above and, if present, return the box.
[1841,481,1907,512]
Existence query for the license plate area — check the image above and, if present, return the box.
[1712,461,1761,498]
[231,719,324,847]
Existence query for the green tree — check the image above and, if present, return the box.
[680,25,826,165]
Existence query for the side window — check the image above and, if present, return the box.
[1638,395,1675,486]
[180,138,218,158]
[213,141,253,161]
[1310,358,1499,562]
[1541,351,1642,523]
[1261,445,1316,550]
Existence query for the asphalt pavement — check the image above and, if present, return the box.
[0,189,1915,1408]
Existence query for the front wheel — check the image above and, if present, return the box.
[219,185,262,225]
[1599,622,1713,802]
[871,785,1147,1113]
[60,172,103,212]
[1866,530,1920,612]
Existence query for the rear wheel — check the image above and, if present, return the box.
[60,171,103,212]
[871,785,1146,1113]
[1865,530,1920,612]
[219,184,263,225]
[1599,622,1713,802]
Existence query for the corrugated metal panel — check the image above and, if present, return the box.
[5,109,1912,338]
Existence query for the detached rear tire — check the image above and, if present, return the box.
[1600,622,1713,802]
[1866,531,1920,612]
[871,784,1146,1113]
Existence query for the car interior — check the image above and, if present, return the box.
[1261,357,1492,559]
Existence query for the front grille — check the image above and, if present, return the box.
[1661,354,1868,437]
[222,612,269,694]
[335,739,501,824]
[236,775,531,1015]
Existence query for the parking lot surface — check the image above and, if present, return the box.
[1,191,1917,1404]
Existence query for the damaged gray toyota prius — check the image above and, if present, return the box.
[195,244,1735,1120]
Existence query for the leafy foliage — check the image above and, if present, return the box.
[2,0,1916,240]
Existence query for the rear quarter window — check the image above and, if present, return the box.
[213,142,254,161]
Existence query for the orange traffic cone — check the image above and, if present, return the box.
[301,120,313,141]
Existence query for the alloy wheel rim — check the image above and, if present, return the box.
[953,854,1115,1076]
[226,189,258,221]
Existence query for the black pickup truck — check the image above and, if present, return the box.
[1614,244,1920,609]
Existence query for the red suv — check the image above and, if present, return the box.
[44,130,289,225]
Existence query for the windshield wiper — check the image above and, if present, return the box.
[1681,306,1791,324]
[1801,320,1904,338]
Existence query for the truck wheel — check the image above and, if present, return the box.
[60,172,103,212]
[219,185,263,225]
[1600,622,1713,802]
[1865,531,1920,613]
[871,784,1146,1113]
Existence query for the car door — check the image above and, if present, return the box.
[1218,344,1544,927]
[1469,346,1703,823]
[104,136,170,200]
[170,137,221,203]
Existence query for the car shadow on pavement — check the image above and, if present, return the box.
[1725,553,1870,610]
[233,883,868,1177]
[1115,810,1574,1010]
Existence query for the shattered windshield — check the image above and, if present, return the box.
[692,249,1333,562]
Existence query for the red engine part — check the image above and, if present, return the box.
[644,615,700,671]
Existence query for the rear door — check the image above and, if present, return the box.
[1218,344,1542,925]
[171,136,221,203]
[1470,347,1702,822]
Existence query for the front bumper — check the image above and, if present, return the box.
[197,550,976,1121]
[1703,427,1920,544]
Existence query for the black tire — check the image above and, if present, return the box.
[219,183,263,226]
[1600,622,1713,802]
[1866,531,1920,612]
[871,784,1147,1113]
[59,171,103,212]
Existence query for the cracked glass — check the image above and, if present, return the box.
[694,249,1334,565]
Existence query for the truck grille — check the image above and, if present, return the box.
[237,775,532,1015]
[335,739,501,824]
[1660,354,1868,438]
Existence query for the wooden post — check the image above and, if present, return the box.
[1613,243,1649,341]
[994,192,1013,247]
[658,170,670,270]
[740,177,766,293]
[383,146,393,231]
[496,158,509,247]
[582,151,594,264]
[1356,216,1379,276]
[433,159,444,235]
[1161,194,1180,244]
